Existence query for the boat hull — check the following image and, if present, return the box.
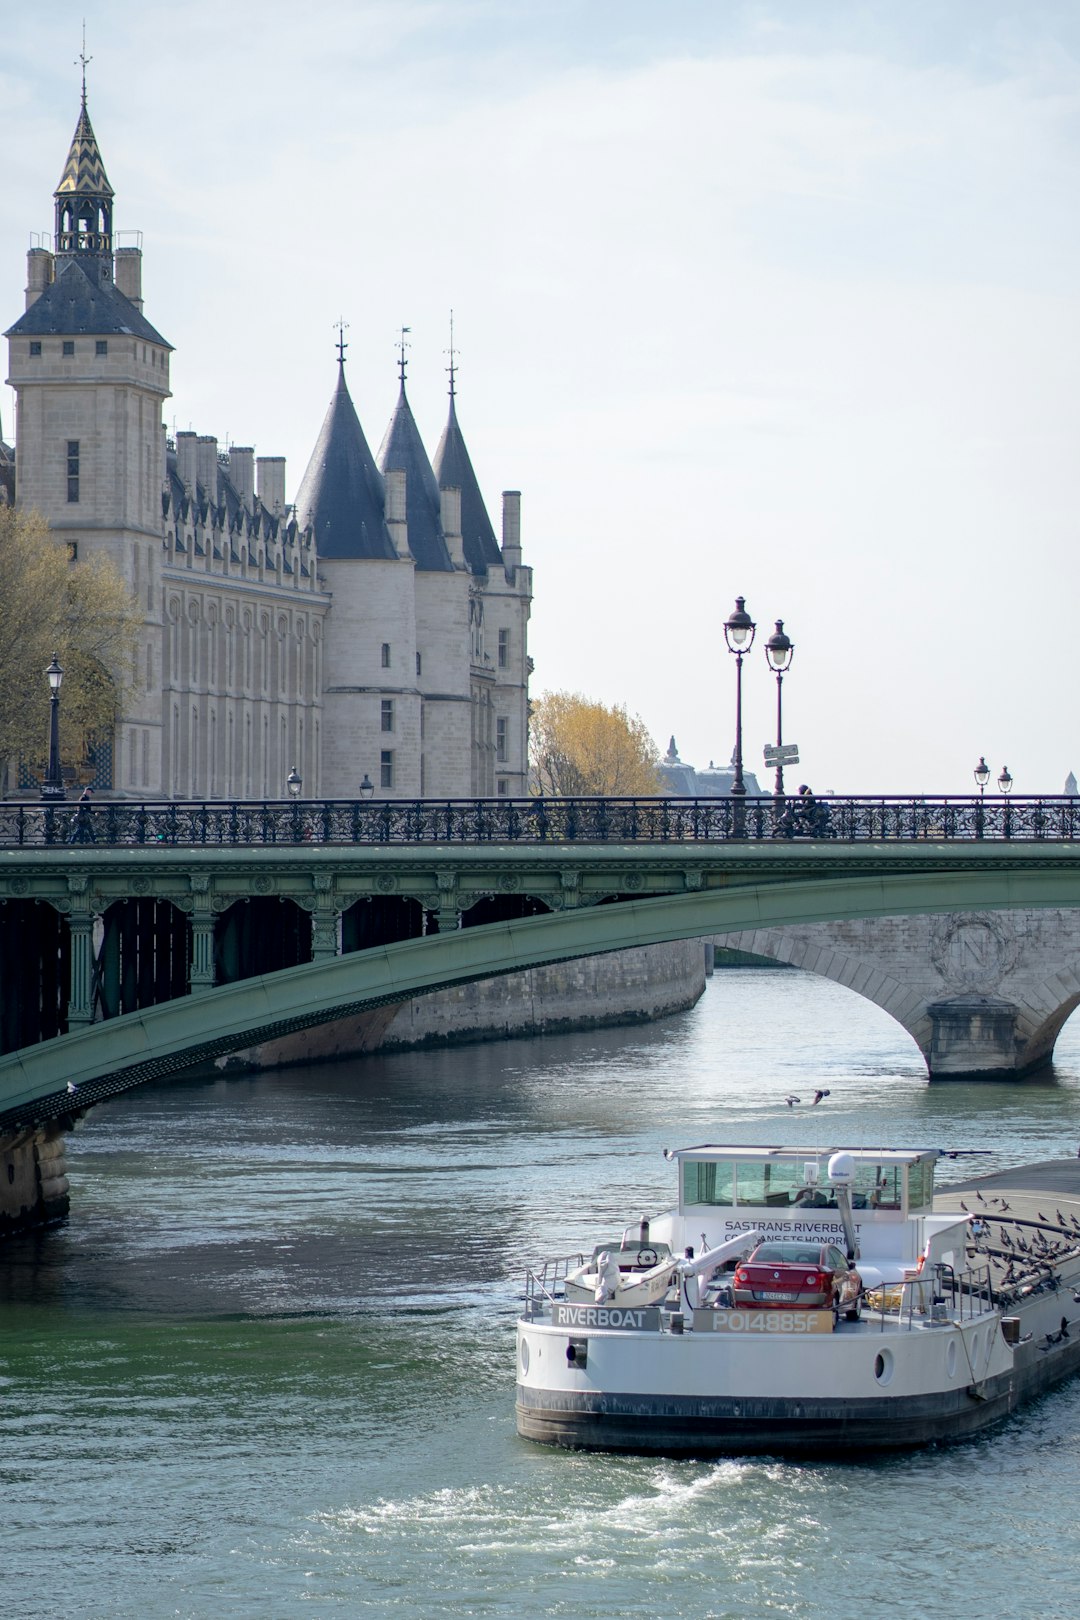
[516,1312,1080,1458]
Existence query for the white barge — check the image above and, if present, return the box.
[516,1144,1080,1456]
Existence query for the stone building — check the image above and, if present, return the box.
[3,90,532,800]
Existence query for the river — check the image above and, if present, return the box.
[3,967,1080,1619]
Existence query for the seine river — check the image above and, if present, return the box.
[4,967,1080,1619]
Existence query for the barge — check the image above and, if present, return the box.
[516,1144,1080,1457]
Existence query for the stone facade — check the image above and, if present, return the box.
[4,93,532,802]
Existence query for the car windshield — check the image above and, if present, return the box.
[752,1244,823,1266]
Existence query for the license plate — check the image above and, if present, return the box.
[758,1290,798,1301]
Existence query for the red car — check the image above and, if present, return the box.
[732,1241,863,1319]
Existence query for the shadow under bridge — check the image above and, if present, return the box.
[3,860,1080,1132]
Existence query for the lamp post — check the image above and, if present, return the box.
[764,620,794,798]
[358,774,374,800]
[41,654,65,802]
[974,757,989,797]
[998,766,1013,795]
[286,767,302,798]
[723,596,756,800]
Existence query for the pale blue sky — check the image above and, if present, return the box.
[5,2,1080,794]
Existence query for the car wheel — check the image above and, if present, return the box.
[844,1298,862,1322]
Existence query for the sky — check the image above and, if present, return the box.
[4,0,1080,797]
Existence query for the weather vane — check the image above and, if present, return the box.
[334,318,349,368]
[397,325,411,385]
[445,309,458,399]
[76,20,92,105]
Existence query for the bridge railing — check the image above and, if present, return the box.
[0,794,1075,848]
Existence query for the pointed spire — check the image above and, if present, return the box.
[295,353,396,561]
[432,333,502,575]
[377,351,453,573]
[54,71,113,260]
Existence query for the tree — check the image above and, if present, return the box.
[529,690,662,796]
[0,506,140,793]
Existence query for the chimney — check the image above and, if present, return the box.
[229,446,255,505]
[196,435,219,500]
[386,467,409,558]
[25,247,54,310]
[114,247,143,311]
[257,455,286,514]
[176,431,198,492]
[440,486,465,568]
[501,490,522,569]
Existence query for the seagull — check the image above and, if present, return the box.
[811,1089,830,1105]
[960,1200,969,1212]
[66,1081,78,1094]
[785,1095,801,1108]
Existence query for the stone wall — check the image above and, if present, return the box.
[244,938,708,1068]
[0,1127,70,1236]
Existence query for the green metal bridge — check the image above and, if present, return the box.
[1,792,1079,1131]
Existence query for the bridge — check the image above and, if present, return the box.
[1,793,1080,1144]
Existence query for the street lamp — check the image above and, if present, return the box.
[998,766,1013,796]
[41,654,65,802]
[974,757,990,797]
[764,620,794,798]
[358,774,374,800]
[723,596,756,799]
[286,766,302,798]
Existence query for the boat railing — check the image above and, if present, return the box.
[869,1262,997,1330]
[523,1254,586,1319]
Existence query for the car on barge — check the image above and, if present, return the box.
[516,1144,1080,1457]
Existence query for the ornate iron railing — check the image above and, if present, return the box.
[0,795,1076,849]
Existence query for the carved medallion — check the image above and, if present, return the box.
[132,876,152,895]
[253,875,274,894]
[375,874,397,894]
[930,913,1020,994]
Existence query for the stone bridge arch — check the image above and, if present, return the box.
[716,909,1080,1079]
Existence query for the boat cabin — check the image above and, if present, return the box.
[672,1146,937,1218]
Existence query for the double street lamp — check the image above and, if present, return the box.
[41,654,65,802]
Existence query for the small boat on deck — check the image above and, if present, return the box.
[515,1144,1080,1457]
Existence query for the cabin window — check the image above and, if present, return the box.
[732,1160,807,1208]
[681,1160,735,1206]
[906,1158,935,1211]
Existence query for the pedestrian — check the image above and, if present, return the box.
[71,785,95,844]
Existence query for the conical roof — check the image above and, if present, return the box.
[55,97,114,199]
[433,394,502,575]
[295,364,396,561]
[377,385,453,572]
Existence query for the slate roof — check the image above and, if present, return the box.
[432,394,502,576]
[377,384,453,572]
[55,99,114,199]
[294,364,396,561]
[5,255,171,345]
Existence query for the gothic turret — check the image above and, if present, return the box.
[377,342,453,572]
[432,372,502,576]
[295,355,396,560]
[54,89,114,268]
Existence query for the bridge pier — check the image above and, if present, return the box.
[0,1126,69,1234]
[926,998,1051,1080]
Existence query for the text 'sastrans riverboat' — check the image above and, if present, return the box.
[516,1144,1080,1457]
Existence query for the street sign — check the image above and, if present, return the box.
[763,743,799,766]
